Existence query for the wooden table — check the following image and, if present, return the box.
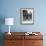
[4,32,43,46]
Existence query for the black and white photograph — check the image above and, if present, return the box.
[20,8,34,24]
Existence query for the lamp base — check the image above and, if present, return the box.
[8,32,11,35]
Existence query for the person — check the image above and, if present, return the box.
[23,10,28,21]
[28,11,32,20]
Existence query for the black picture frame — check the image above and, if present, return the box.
[20,8,34,24]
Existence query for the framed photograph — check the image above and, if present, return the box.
[20,8,34,24]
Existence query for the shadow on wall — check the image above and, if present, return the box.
[0,16,5,46]
[0,33,4,46]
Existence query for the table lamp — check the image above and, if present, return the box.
[5,18,14,35]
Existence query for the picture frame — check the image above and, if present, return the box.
[20,8,34,24]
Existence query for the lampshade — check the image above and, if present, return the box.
[5,18,14,25]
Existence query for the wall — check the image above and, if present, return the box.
[0,0,46,32]
[0,0,46,46]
